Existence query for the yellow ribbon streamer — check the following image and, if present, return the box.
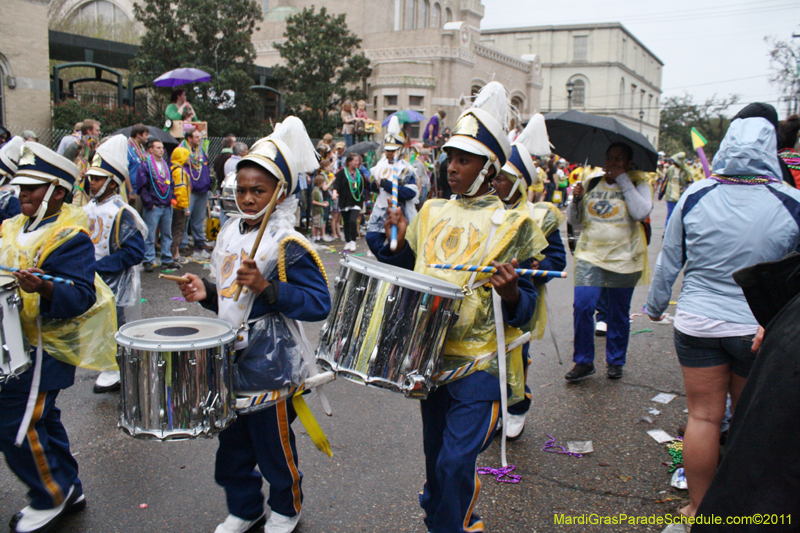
[292,394,332,458]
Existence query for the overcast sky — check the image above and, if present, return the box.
[481,0,800,118]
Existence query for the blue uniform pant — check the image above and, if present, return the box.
[508,342,531,416]
[666,200,677,227]
[573,286,635,367]
[0,390,81,510]
[595,288,609,323]
[419,381,499,533]
[215,400,302,520]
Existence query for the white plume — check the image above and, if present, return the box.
[471,81,511,132]
[270,116,319,174]
[387,115,402,137]
[0,136,25,172]
[515,113,552,157]
[95,134,130,180]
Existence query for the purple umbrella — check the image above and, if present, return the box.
[153,68,211,88]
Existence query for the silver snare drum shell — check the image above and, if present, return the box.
[115,316,237,441]
[316,255,462,399]
[0,275,28,384]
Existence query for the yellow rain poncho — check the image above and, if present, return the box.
[573,171,652,287]
[406,194,539,404]
[0,203,118,370]
[526,201,565,340]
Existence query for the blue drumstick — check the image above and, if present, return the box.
[428,263,568,279]
[390,177,399,251]
[0,265,75,286]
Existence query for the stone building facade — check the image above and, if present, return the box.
[253,0,544,138]
[481,23,663,146]
[0,0,52,131]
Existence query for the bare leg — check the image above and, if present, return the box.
[679,364,731,517]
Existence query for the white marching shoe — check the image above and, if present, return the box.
[504,413,527,440]
[93,370,120,393]
[213,513,266,533]
[10,485,83,533]
[265,511,301,533]
[594,321,607,337]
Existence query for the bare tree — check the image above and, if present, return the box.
[765,36,800,116]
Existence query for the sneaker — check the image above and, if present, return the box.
[349,241,357,251]
[193,249,211,261]
[505,413,526,440]
[607,364,623,379]
[10,485,83,533]
[265,511,301,533]
[322,235,334,242]
[175,256,191,265]
[565,363,595,383]
[143,262,153,273]
[214,513,267,533]
[162,262,179,270]
[595,321,607,337]
[153,259,162,268]
[93,370,120,393]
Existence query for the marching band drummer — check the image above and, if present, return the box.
[178,117,330,533]
[83,134,147,393]
[0,136,24,223]
[0,142,118,533]
[365,115,418,256]
[492,114,567,441]
[379,82,539,533]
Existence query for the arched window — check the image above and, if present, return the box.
[431,3,440,27]
[420,0,429,29]
[511,95,524,114]
[570,78,585,107]
[445,7,453,24]
[406,0,417,29]
[72,0,131,25]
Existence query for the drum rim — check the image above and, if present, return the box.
[0,274,18,290]
[115,316,236,350]
[340,255,464,299]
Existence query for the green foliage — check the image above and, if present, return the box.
[659,94,739,158]
[272,6,371,138]
[52,99,140,133]
[130,0,267,137]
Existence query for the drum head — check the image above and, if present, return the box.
[0,274,18,290]
[340,255,463,299]
[116,316,236,350]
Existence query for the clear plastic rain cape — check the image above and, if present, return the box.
[406,194,539,404]
[84,194,148,319]
[212,196,327,402]
[526,201,565,340]
[0,203,118,370]
[573,171,651,287]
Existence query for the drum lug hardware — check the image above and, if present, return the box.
[6,294,21,308]
[189,357,197,366]
[461,285,473,296]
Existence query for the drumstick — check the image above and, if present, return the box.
[233,181,284,302]
[427,264,568,279]
[159,273,191,283]
[0,265,75,285]
[390,176,399,251]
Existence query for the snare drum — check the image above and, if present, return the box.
[0,275,28,384]
[317,256,462,398]
[115,317,236,440]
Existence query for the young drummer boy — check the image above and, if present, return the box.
[178,117,330,533]
[379,82,538,533]
[83,134,146,393]
[0,142,101,533]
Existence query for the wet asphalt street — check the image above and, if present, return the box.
[0,200,693,533]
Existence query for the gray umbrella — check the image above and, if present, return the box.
[345,141,380,155]
[111,125,179,145]
[543,110,657,172]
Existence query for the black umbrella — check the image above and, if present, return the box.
[543,110,657,172]
[111,125,179,145]
[345,140,380,155]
